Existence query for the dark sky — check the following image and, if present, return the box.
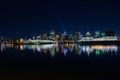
[0,0,120,38]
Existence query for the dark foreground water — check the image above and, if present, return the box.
[0,43,120,79]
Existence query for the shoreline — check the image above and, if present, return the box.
[78,40,120,45]
[2,40,120,45]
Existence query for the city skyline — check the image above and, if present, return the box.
[0,0,120,79]
[0,29,119,39]
[0,29,118,39]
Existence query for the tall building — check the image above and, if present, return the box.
[50,30,56,40]
[95,31,100,38]
[69,34,74,40]
[86,31,91,37]
[42,32,48,40]
[101,32,105,37]
[62,31,69,41]
[58,32,63,41]
[75,30,81,40]
[37,35,41,40]
[32,36,35,40]
[63,31,67,36]
[56,34,59,40]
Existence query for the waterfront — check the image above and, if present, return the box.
[1,43,120,79]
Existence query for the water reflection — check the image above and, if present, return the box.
[0,43,5,52]
[0,43,119,57]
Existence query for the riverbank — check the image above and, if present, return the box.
[2,40,120,45]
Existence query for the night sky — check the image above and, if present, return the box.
[0,0,120,38]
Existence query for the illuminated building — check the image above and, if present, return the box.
[75,30,81,41]
[60,31,68,42]
[69,34,74,40]
[32,36,36,40]
[37,35,41,40]
[56,34,59,40]
[50,30,56,40]
[20,38,23,42]
[63,31,67,38]
[42,32,48,40]
[95,31,100,38]
[101,32,105,37]
[58,32,63,41]
[86,31,91,37]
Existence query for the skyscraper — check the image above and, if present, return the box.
[58,32,63,41]
[50,30,56,40]
[86,31,91,37]
[75,30,81,41]
[95,31,100,38]
[42,32,48,40]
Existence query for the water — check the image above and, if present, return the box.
[0,43,120,79]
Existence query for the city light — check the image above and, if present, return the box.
[0,30,119,45]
